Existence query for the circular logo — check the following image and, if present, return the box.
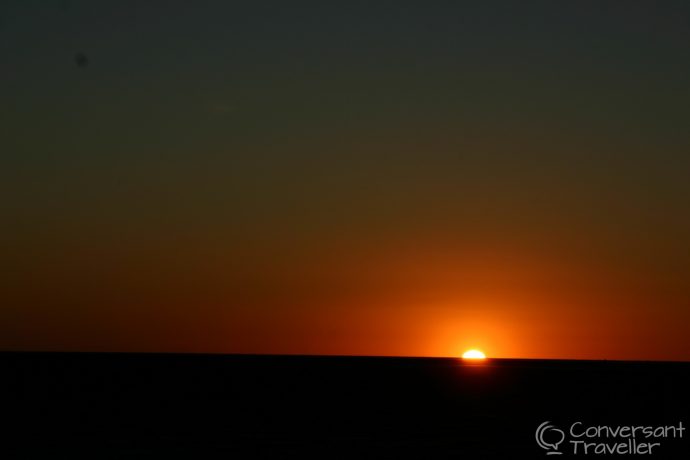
[536,421,565,455]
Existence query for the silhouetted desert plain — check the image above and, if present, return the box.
[2,353,688,458]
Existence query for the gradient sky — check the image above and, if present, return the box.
[2,1,690,360]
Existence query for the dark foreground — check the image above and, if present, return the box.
[2,353,688,459]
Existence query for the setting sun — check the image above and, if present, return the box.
[462,349,486,360]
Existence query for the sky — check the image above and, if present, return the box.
[2,1,690,360]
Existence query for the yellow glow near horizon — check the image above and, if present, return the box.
[462,349,486,360]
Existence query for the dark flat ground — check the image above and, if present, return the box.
[1,353,688,458]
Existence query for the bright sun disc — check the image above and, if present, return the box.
[462,349,486,360]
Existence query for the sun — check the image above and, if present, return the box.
[462,349,486,360]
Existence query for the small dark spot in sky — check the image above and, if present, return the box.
[75,53,89,68]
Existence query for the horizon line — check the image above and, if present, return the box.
[1,350,688,364]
